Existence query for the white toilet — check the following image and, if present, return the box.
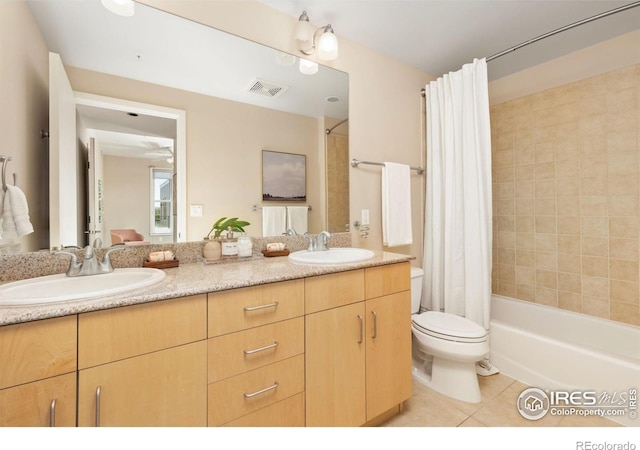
[410,267,489,403]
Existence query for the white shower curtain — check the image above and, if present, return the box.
[422,58,492,330]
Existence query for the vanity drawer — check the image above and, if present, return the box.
[78,294,207,369]
[208,279,304,337]
[208,317,304,383]
[305,269,365,314]
[365,262,410,299]
[222,392,305,427]
[0,316,77,389]
[208,354,304,426]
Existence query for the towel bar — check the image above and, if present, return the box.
[351,158,424,174]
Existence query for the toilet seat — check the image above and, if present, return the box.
[412,311,487,343]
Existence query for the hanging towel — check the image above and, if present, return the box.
[262,206,287,236]
[0,190,4,239]
[382,162,413,247]
[286,206,308,235]
[2,188,15,234]
[5,185,33,237]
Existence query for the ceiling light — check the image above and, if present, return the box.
[294,10,339,62]
[299,58,319,75]
[101,0,135,17]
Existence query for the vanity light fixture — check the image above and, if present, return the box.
[101,0,135,17]
[294,10,339,61]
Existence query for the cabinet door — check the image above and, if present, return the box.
[305,302,366,427]
[78,341,207,427]
[0,373,76,427]
[365,291,412,420]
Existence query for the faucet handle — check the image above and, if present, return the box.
[54,250,79,264]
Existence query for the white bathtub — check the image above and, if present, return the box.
[489,294,640,426]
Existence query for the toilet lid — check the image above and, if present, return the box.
[412,311,487,340]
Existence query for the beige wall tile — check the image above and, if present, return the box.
[496,166,515,183]
[558,272,582,293]
[558,235,581,254]
[497,231,516,249]
[516,250,535,268]
[558,291,582,313]
[581,256,609,278]
[498,248,516,265]
[534,143,555,163]
[516,266,535,285]
[581,217,609,237]
[555,160,579,178]
[580,156,608,178]
[535,179,556,198]
[497,215,516,232]
[557,198,580,217]
[582,276,610,299]
[582,296,610,319]
[516,283,535,302]
[494,149,514,167]
[580,196,607,217]
[497,281,516,298]
[535,287,558,307]
[610,280,639,305]
[516,216,534,232]
[516,198,534,216]
[608,152,638,175]
[535,233,557,252]
[497,199,515,215]
[607,131,637,156]
[515,181,534,199]
[498,264,516,284]
[610,301,640,326]
[609,216,639,238]
[557,216,581,235]
[608,195,639,216]
[609,238,639,261]
[514,146,534,165]
[516,232,534,251]
[535,198,556,216]
[558,253,582,274]
[536,252,558,271]
[535,216,556,234]
[556,178,580,197]
[610,259,639,282]
[581,236,608,257]
[581,177,608,196]
[536,269,557,289]
[535,161,555,180]
[497,182,515,199]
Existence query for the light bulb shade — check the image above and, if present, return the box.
[101,0,135,17]
[295,20,314,48]
[317,28,338,60]
[299,58,318,75]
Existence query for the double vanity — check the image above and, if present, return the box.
[0,243,413,427]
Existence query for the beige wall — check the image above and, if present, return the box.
[140,0,433,260]
[0,2,49,252]
[66,67,323,240]
[490,60,640,326]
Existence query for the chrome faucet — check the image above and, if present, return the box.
[55,244,126,277]
[284,228,297,236]
[315,231,331,251]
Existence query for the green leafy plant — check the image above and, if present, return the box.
[206,217,250,240]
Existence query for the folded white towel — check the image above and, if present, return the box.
[382,162,413,247]
[262,206,287,237]
[5,185,34,237]
[2,187,15,234]
[286,206,308,235]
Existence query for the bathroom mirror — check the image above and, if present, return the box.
[6,0,348,251]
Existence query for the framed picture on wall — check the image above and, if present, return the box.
[262,150,306,202]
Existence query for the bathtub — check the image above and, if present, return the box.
[489,294,640,426]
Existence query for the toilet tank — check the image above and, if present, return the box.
[410,267,424,314]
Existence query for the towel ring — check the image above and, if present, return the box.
[1,155,13,192]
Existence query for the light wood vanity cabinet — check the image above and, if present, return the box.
[77,295,208,427]
[207,279,306,427]
[305,262,412,427]
[0,316,77,426]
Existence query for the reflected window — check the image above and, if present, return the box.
[150,168,173,235]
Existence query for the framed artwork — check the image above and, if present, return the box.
[262,150,306,202]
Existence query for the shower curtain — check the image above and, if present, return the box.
[422,58,492,330]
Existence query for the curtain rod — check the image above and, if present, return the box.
[486,1,640,62]
[420,1,640,97]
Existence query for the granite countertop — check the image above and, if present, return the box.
[0,250,412,326]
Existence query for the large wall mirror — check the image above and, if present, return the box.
[3,0,348,253]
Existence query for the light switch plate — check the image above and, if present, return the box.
[361,209,370,225]
[190,204,203,217]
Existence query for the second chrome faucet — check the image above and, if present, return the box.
[305,231,331,252]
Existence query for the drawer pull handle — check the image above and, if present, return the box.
[244,341,279,355]
[357,314,363,344]
[372,311,378,339]
[244,382,279,398]
[95,385,101,427]
[49,398,57,427]
[244,301,279,312]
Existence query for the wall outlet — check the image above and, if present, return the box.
[361,209,370,226]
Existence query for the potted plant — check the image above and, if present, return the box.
[203,217,250,261]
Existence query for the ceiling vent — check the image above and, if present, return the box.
[246,78,289,98]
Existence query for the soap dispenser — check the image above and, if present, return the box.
[221,226,239,256]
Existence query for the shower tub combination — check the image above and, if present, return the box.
[489,294,640,426]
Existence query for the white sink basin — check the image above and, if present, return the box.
[0,268,166,306]
[288,248,375,265]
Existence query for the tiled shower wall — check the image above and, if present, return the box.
[491,64,640,326]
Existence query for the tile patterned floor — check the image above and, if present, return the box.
[381,374,622,427]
